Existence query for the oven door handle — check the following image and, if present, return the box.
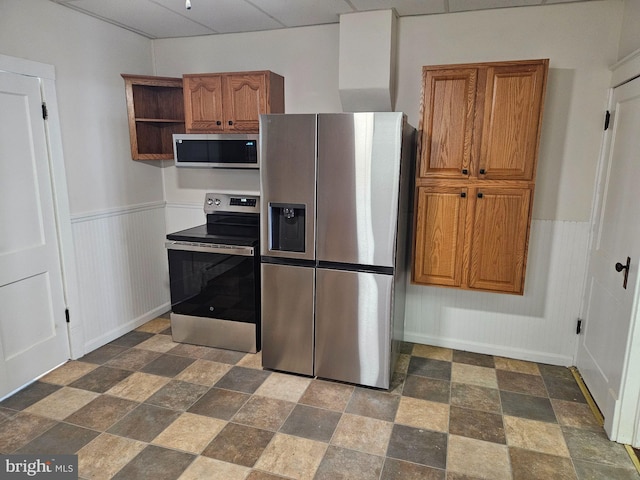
[165,241,254,256]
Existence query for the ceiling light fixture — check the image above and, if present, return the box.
[185,0,191,10]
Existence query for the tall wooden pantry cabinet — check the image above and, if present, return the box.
[412,59,548,294]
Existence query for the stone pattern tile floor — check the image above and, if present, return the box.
[0,316,638,479]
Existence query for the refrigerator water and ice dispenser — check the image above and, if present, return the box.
[268,203,306,252]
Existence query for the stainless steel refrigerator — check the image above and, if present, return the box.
[259,112,415,389]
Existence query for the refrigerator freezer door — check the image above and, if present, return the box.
[260,114,317,261]
[317,112,403,268]
[314,268,393,389]
[261,262,314,376]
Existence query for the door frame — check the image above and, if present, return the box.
[0,54,84,360]
[577,47,640,446]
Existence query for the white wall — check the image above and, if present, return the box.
[0,0,170,356]
[396,2,621,222]
[153,1,623,365]
[619,0,640,60]
[153,2,622,225]
[397,2,622,365]
[0,0,161,214]
[153,24,341,209]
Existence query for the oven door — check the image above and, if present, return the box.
[166,241,260,352]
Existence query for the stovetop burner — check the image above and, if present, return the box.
[166,225,257,246]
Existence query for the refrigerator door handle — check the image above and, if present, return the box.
[316,260,394,275]
[261,256,316,268]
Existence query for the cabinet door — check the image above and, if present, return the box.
[478,62,547,180]
[183,75,224,133]
[224,73,267,132]
[413,185,468,287]
[418,68,477,179]
[468,187,532,294]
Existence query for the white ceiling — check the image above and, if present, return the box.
[49,0,596,39]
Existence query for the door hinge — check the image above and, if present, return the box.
[604,110,610,130]
[42,102,48,120]
[65,308,70,323]
[576,318,582,334]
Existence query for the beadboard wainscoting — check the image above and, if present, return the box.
[71,202,170,356]
[162,207,589,366]
[405,220,590,366]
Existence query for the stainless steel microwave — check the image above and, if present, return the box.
[173,133,259,169]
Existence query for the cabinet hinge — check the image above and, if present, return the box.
[604,110,610,131]
[65,308,70,323]
[576,318,582,334]
[42,102,48,120]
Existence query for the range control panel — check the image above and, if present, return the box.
[230,197,257,207]
[204,192,260,214]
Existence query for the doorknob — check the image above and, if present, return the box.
[615,256,631,289]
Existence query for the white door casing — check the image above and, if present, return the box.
[576,74,640,441]
[0,70,70,398]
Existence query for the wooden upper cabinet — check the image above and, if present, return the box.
[418,68,477,179]
[183,71,284,133]
[479,62,548,180]
[468,187,532,294]
[418,59,547,180]
[121,74,185,160]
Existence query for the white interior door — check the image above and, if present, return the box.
[0,71,70,398]
[576,75,640,439]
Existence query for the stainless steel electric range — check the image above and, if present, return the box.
[165,192,260,353]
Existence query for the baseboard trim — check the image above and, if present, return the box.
[79,302,170,356]
[402,332,573,366]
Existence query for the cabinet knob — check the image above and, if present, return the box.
[462,169,468,175]
[228,120,233,126]
[460,192,466,198]
[479,168,486,175]
[216,121,221,126]
[477,192,484,198]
